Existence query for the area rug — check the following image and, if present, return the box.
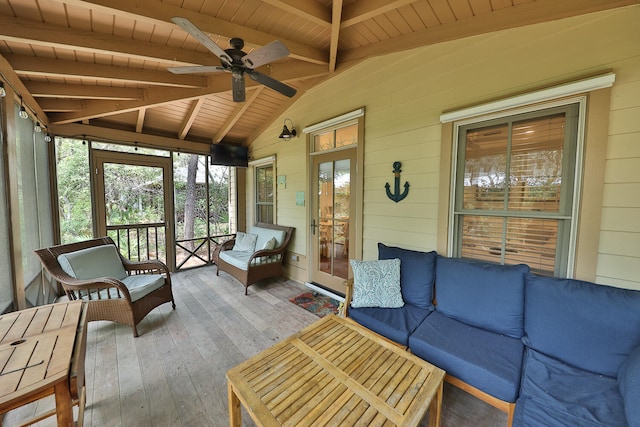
[290,292,340,318]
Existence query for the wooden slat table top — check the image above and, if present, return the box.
[227,314,445,427]
[0,301,84,410]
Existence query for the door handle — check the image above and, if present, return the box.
[311,219,318,235]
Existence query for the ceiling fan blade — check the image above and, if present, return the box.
[241,40,290,69]
[167,65,226,74]
[171,17,232,64]
[247,70,297,98]
[232,74,246,102]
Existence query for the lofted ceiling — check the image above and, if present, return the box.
[0,0,637,149]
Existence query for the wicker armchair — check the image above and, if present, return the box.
[215,223,294,295]
[35,237,175,337]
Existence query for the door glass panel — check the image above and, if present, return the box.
[317,159,350,279]
[103,163,166,263]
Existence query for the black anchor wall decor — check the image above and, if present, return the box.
[385,161,410,203]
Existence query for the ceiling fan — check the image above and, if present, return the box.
[168,17,297,102]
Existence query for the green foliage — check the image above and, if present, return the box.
[56,140,92,244]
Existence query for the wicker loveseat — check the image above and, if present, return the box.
[35,236,175,337]
[215,223,294,295]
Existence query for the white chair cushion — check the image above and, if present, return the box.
[219,250,252,271]
[58,245,128,280]
[250,227,286,251]
[233,232,258,252]
[121,274,166,302]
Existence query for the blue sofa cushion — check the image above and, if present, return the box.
[349,304,430,347]
[524,274,640,378]
[378,243,436,310]
[514,349,626,427]
[435,256,529,338]
[619,345,640,427]
[408,311,524,402]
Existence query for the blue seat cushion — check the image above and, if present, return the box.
[408,311,524,402]
[524,274,640,377]
[435,256,529,338]
[378,243,437,310]
[618,345,640,426]
[349,304,431,346]
[513,349,626,427]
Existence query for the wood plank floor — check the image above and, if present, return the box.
[3,266,507,426]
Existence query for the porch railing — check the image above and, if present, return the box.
[107,223,234,271]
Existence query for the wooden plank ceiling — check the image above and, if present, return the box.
[0,0,636,148]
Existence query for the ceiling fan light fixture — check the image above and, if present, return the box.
[279,118,297,139]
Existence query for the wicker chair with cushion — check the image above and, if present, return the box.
[35,237,175,337]
[215,223,294,295]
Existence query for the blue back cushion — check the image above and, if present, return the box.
[435,256,528,338]
[524,275,640,378]
[378,243,436,310]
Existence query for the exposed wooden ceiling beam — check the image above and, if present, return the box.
[0,54,47,124]
[179,98,205,140]
[329,0,344,72]
[38,99,84,112]
[47,62,329,124]
[0,15,216,67]
[136,108,146,133]
[54,0,329,65]
[340,0,640,62]
[25,82,143,100]
[261,0,331,28]
[52,123,211,154]
[215,87,264,143]
[246,76,326,144]
[7,55,206,88]
[48,86,224,125]
[341,0,419,28]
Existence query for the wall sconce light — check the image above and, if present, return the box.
[0,82,6,98]
[278,118,297,139]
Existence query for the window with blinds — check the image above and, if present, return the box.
[454,104,579,276]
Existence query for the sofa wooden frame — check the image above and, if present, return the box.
[215,223,294,295]
[35,236,176,337]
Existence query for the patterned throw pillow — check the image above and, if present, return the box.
[233,232,258,252]
[350,258,404,308]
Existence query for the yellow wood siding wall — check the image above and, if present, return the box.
[597,57,640,290]
[249,5,640,290]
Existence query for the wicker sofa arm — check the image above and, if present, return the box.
[58,275,133,301]
[122,258,170,275]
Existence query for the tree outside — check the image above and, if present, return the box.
[56,140,233,270]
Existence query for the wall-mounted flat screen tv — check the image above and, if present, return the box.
[210,143,249,168]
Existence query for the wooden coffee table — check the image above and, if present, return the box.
[227,314,445,426]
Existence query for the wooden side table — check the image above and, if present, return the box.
[0,301,88,426]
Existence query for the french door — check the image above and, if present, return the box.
[92,150,175,270]
[310,148,357,295]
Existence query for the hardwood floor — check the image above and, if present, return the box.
[3,266,506,426]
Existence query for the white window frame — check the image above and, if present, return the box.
[250,155,276,225]
[441,74,616,278]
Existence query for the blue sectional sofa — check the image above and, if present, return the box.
[345,243,640,427]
